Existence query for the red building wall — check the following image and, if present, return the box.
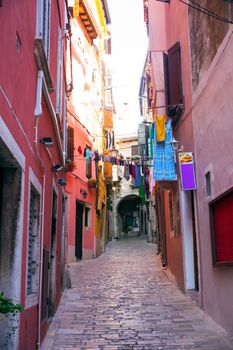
[0,0,66,348]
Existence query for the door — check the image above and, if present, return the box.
[48,190,57,318]
[75,201,83,260]
[191,191,199,291]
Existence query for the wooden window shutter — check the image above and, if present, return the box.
[163,52,170,115]
[67,126,74,161]
[167,42,183,107]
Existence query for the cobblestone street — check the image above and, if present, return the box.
[42,238,233,350]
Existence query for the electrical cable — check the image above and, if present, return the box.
[176,0,233,24]
[188,0,233,23]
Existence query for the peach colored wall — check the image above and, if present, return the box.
[192,29,233,334]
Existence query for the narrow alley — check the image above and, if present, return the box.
[42,238,233,350]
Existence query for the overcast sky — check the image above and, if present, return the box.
[107,0,148,138]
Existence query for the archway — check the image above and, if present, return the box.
[116,195,142,238]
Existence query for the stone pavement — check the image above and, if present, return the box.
[42,238,233,350]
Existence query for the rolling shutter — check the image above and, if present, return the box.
[212,191,233,264]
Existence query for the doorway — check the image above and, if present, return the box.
[75,201,83,260]
[181,190,199,290]
[48,190,57,318]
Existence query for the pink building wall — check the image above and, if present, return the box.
[66,119,96,262]
[148,0,195,291]
[192,29,233,333]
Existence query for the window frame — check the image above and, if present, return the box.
[25,169,42,310]
[56,27,63,118]
[36,0,51,62]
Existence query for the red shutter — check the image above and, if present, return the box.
[163,52,170,115]
[67,126,74,161]
[168,42,183,106]
[212,191,233,263]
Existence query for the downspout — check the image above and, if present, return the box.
[34,71,46,349]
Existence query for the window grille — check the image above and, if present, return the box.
[27,185,40,295]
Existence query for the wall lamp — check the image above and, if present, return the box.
[110,147,118,158]
[40,137,54,147]
[51,164,63,172]
[58,178,66,186]
[80,189,87,199]
[170,137,183,152]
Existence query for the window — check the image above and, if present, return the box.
[36,0,51,60]
[210,189,233,265]
[85,207,90,227]
[56,27,63,118]
[67,126,74,161]
[205,171,211,197]
[27,185,40,295]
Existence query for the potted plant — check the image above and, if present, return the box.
[0,292,23,346]
[65,158,77,172]
[0,293,23,316]
[87,178,97,188]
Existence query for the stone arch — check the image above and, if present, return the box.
[115,194,142,238]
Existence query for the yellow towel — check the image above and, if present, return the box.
[155,115,166,142]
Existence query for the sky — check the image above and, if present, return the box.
[107,0,148,138]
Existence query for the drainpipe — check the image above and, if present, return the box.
[34,71,46,349]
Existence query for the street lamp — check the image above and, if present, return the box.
[110,147,118,158]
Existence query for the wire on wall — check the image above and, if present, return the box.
[176,0,233,24]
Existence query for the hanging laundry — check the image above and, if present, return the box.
[139,176,146,205]
[149,124,154,157]
[134,163,141,187]
[117,165,124,179]
[94,151,99,162]
[153,119,177,181]
[112,130,115,147]
[129,162,132,175]
[155,114,166,142]
[78,145,82,154]
[131,164,136,179]
[123,161,130,180]
[85,148,92,178]
[112,165,118,182]
[144,166,150,196]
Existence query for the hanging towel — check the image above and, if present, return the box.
[155,114,166,142]
[153,119,177,181]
